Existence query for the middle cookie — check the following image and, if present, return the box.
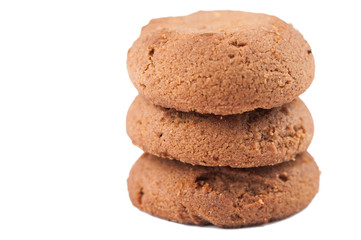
[127,95,313,168]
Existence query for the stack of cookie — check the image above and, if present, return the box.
[126,11,320,228]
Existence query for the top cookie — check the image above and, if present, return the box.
[127,11,315,115]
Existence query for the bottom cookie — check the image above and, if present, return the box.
[127,152,320,228]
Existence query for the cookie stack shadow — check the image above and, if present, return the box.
[126,11,320,228]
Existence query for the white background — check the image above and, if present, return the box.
[1,0,360,239]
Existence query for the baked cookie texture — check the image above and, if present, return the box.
[127,11,315,115]
[128,152,320,228]
[126,95,313,168]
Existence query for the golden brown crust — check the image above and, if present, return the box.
[127,11,315,115]
[127,152,320,228]
[126,95,313,168]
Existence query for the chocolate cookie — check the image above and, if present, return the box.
[126,95,313,168]
[127,11,314,115]
[127,152,319,228]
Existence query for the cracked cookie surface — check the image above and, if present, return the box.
[126,95,313,168]
[127,11,315,115]
[127,152,320,228]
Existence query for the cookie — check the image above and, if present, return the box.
[127,152,319,228]
[127,11,315,115]
[126,95,313,168]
